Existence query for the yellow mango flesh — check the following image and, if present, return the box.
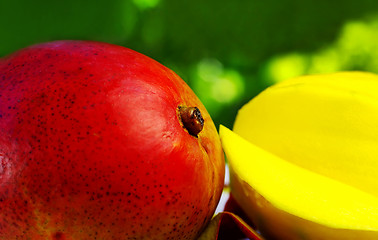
[222,72,378,239]
[228,161,378,240]
[220,126,378,229]
[234,72,378,197]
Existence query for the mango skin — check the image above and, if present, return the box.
[0,41,225,239]
[230,169,378,240]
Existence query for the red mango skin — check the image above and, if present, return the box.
[0,41,225,240]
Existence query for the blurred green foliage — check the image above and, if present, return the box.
[1,0,378,128]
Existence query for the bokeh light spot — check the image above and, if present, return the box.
[211,70,244,103]
[133,0,160,10]
[264,53,309,83]
[264,16,378,85]
[192,59,245,118]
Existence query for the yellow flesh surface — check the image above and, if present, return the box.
[233,72,378,197]
[220,125,378,230]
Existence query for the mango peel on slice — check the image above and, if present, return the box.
[220,72,378,240]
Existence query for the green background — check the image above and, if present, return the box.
[1,0,378,129]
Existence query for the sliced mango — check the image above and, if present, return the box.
[220,126,378,239]
[234,72,378,197]
[221,72,378,239]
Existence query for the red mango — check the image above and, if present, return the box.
[0,41,225,239]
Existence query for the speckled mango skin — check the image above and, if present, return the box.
[0,41,225,240]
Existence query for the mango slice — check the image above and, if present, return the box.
[220,126,378,239]
[234,72,378,197]
[221,72,378,239]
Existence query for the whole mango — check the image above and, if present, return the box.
[0,41,225,240]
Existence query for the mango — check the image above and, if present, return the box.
[220,72,378,239]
